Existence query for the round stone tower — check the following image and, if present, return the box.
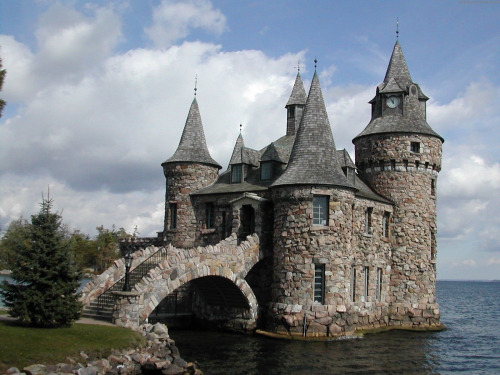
[162,97,221,248]
[353,41,444,327]
[270,71,356,335]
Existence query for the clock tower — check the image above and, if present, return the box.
[353,40,444,328]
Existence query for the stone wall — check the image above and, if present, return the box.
[354,133,442,327]
[267,185,398,337]
[113,233,261,330]
[163,162,219,248]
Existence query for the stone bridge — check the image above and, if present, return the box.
[80,233,262,331]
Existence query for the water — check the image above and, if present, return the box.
[0,275,91,308]
[170,281,500,375]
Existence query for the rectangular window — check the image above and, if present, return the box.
[231,164,242,183]
[314,264,325,304]
[390,159,396,171]
[313,196,328,226]
[365,207,373,235]
[379,160,385,171]
[169,203,177,230]
[205,202,215,229]
[261,162,272,181]
[351,265,356,302]
[376,268,382,302]
[411,142,420,153]
[431,179,436,196]
[431,231,437,260]
[364,266,369,300]
[382,212,390,238]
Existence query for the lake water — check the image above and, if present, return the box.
[1,277,499,373]
[169,281,500,375]
[0,275,91,308]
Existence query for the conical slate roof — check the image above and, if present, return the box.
[383,40,412,87]
[272,72,355,189]
[286,72,307,107]
[354,41,443,142]
[163,98,221,168]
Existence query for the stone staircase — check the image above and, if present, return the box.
[82,246,169,322]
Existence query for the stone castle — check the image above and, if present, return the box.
[157,39,444,336]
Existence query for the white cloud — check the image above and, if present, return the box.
[487,258,500,265]
[146,0,226,48]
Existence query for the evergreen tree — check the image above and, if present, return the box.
[0,196,82,327]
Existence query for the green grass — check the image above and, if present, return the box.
[0,320,146,372]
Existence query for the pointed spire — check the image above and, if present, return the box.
[272,72,354,189]
[383,40,412,86]
[229,132,245,166]
[286,71,307,107]
[163,98,221,169]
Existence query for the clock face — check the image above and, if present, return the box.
[386,95,400,108]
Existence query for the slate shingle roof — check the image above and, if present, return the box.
[286,72,307,107]
[272,72,355,189]
[162,98,221,169]
[353,41,444,143]
[228,133,260,168]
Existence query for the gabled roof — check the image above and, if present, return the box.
[286,72,307,107]
[228,133,259,167]
[272,72,355,189]
[163,98,221,168]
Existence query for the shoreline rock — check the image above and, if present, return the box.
[4,322,202,375]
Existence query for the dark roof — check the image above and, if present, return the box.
[383,40,412,88]
[163,98,222,168]
[260,135,295,163]
[286,72,307,107]
[272,72,355,189]
[354,114,444,141]
[337,149,356,169]
[228,133,260,167]
[353,41,444,143]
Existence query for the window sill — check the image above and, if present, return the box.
[201,228,216,235]
[310,225,330,231]
[362,233,373,238]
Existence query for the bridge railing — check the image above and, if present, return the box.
[96,245,169,312]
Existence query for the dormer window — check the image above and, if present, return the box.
[261,161,272,181]
[231,164,242,183]
[287,106,295,118]
[411,142,420,153]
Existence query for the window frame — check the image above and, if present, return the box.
[411,141,420,153]
[313,195,329,226]
[382,212,390,238]
[314,263,325,304]
[231,164,242,183]
[364,266,370,300]
[205,202,215,229]
[365,207,373,235]
[260,161,272,181]
[376,268,382,302]
[169,203,177,230]
[351,265,356,302]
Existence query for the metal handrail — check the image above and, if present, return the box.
[96,246,169,313]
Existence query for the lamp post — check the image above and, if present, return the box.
[122,251,133,292]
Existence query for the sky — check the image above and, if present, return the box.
[0,0,499,280]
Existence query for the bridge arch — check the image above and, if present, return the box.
[112,234,261,330]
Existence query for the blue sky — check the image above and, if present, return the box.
[0,0,499,280]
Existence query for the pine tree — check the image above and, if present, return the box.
[0,196,82,327]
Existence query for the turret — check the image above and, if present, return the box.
[353,40,444,327]
[285,71,307,136]
[269,71,356,334]
[161,97,221,248]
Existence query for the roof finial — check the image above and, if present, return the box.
[239,123,242,133]
[396,18,399,40]
[194,74,198,96]
[297,60,301,73]
[314,57,318,71]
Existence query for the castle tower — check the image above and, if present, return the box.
[352,41,444,327]
[162,97,221,247]
[285,71,307,136]
[270,71,356,334]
